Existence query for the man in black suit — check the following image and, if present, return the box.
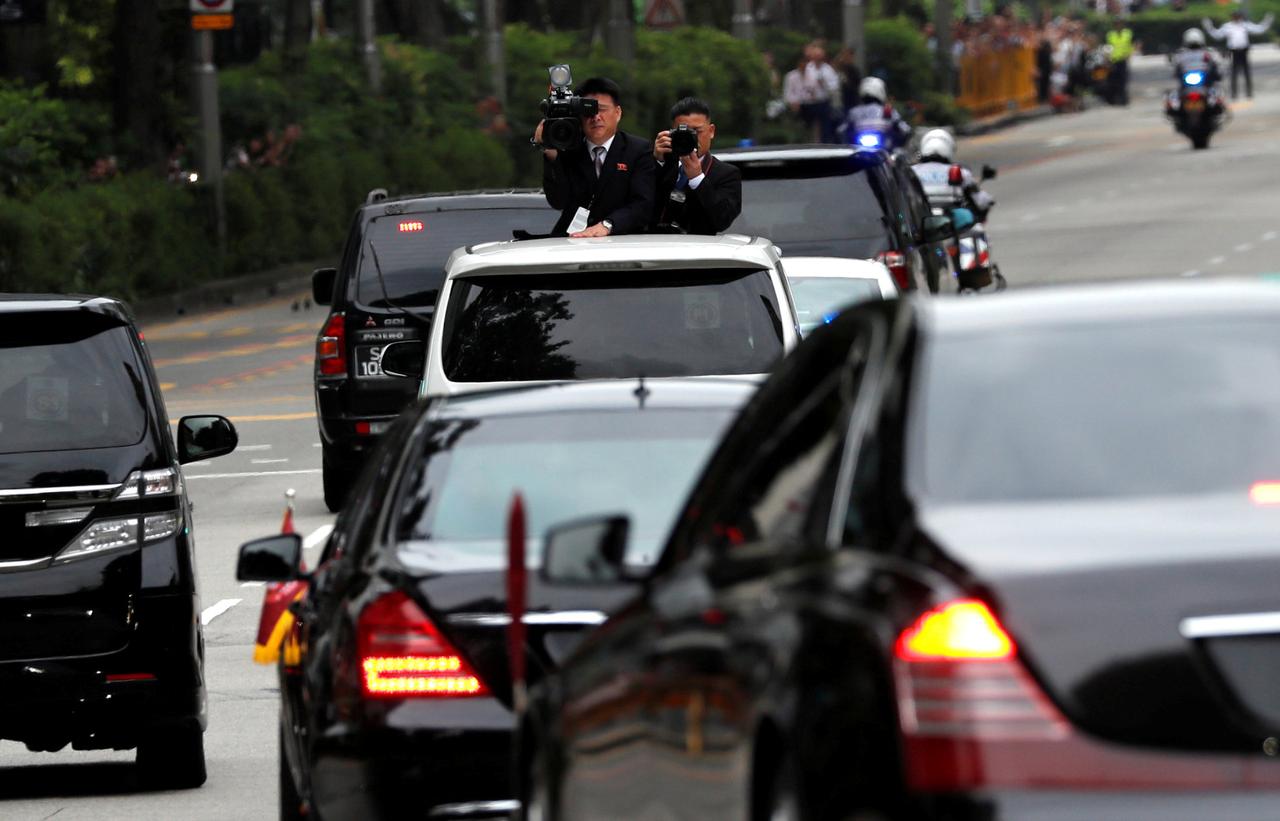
[536,77,656,237]
[652,97,742,235]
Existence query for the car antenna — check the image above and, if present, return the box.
[368,239,431,323]
[633,375,650,409]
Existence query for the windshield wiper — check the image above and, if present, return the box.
[368,241,434,324]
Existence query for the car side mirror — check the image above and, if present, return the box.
[541,515,635,585]
[378,340,426,379]
[177,415,238,464]
[312,267,337,306]
[951,207,977,232]
[236,533,303,582]
[922,214,953,243]
[981,164,997,181]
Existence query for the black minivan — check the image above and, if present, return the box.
[0,295,237,788]
[310,189,556,511]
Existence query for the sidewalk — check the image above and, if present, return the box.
[131,258,326,321]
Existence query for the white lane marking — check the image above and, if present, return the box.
[251,458,290,465]
[1019,213,1039,223]
[1236,243,1254,253]
[186,469,321,480]
[1046,135,1075,148]
[1263,231,1278,242]
[1208,256,1226,266]
[312,443,323,448]
[201,598,242,625]
[1181,270,1201,277]
[239,444,273,452]
[304,524,335,551]
[240,582,265,588]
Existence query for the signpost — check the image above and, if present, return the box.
[191,0,230,256]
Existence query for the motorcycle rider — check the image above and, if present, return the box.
[911,129,994,218]
[842,77,913,152]
[1172,28,1221,88]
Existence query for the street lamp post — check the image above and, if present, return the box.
[843,0,866,74]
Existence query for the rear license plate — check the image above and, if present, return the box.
[1185,99,1205,112]
[354,345,393,379]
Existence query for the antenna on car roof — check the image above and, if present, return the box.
[367,240,431,323]
[633,375,650,409]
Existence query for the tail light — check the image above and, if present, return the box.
[891,598,1265,791]
[877,251,911,290]
[317,313,347,376]
[1186,92,1203,102]
[357,591,487,698]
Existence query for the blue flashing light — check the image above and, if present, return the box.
[737,137,756,147]
[856,132,883,148]
[822,311,840,324]
[1184,71,1204,86]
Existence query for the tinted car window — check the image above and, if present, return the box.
[442,268,785,381]
[0,314,148,454]
[357,208,556,307]
[395,409,735,565]
[790,276,883,334]
[914,319,1280,502]
[731,172,887,244]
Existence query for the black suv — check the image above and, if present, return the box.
[311,189,556,511]
[719,145,947,293]
[0,295,238,788]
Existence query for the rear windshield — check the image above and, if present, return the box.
[356,207,556,307]
[790,276,884,334]
[442,268,785,381]
[0,315,148,454]
[913,319,1280,502]
[396,409,735,565]
[729,161,888,244]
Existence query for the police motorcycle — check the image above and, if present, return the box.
[912,129,1005,293]
[1165,28,1227,150]
[840,77,914,154]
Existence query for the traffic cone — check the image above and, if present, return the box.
[253,488,308,665]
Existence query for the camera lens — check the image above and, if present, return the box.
[545,118,580,151]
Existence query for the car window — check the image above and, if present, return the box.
[911,318,1280,502]
[441,268,785,381]
[356,207,556,307]
[731,172,888,244]
[789,276,884,334]
[394,408,736,567]
[0,314,148,454]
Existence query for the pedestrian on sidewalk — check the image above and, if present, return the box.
[1202,11,1275,99]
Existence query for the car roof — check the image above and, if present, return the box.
[428,378,758,419]
[716,144,882,163]
[444,234,781,278]
[0,294,134,322]
[783,256,895,283]
[922,278,1280,335]
[360,189,548,216]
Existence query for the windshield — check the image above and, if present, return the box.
[789,276,884,334]
[356,207,556,307]
[395,408,735,565]
[913,319,1280,503]
[442,268,785,381]
[729,168,888,244]
[0,315,149,454]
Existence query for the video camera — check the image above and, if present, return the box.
[539,65,599,152]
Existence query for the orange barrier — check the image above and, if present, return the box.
[956,45,1039,118]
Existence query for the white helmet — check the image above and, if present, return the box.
[919,128,956,163]
[859,76,887,104]
[1183,28,1205,48]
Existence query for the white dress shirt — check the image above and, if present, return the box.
[1203,15,1274,50]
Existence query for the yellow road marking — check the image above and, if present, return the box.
[222,326,253,337]
[151,334,313,368]
[168,411,315,425]
[160,382,176,391]
[142,292,308,337]
[281,322,315,333]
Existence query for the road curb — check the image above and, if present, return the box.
[956,104,1059,137]
[131,259,330,321]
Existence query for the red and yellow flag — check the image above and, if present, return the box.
[253,489,308,666]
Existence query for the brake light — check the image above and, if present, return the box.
[1186,92,1203,102]
[317,313,346,376]
[1249,481,1280,505]
[399,220,424,233]
[877,251,910,290]
[357,591,487,698]
[895,600,1014,662]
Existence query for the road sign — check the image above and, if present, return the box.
[644,0,685,28]
[192,13,233,29]
[191,0,233,10]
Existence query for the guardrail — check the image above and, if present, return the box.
[956,45,1039,118]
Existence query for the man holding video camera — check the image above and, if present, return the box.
[535,75,656,237]
[652,98,742,235]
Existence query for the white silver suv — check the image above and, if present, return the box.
[409,235,800,397]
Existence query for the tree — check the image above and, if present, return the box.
[112,0,164,166]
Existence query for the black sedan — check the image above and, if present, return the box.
[237,378,754,820]
[524,279,1280,820]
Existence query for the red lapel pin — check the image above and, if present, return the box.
[616,162,628,171]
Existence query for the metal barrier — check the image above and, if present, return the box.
[956,45,1039,118]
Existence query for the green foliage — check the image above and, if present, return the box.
[866,17,937,103]
[46,0,116,92]
[0,82,103,198]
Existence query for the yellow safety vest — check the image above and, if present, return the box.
[1107,28,1135,61]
